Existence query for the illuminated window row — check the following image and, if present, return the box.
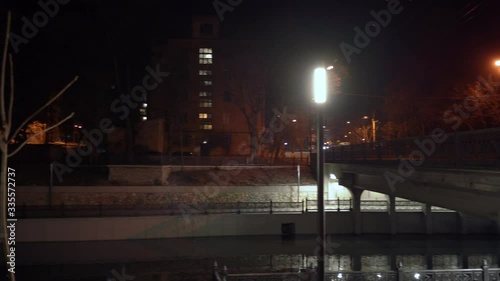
[199,70,212,76]
[199,92,212,97]
[199,113,212,119]
[200,124,212,130]
[201,80,212,86]
[199,48,213,64]
[200,99,212,108]
[199,54,212,59]
[199,58,212,64]
[199,48,212,54]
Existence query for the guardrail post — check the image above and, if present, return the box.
[302,200,305,214]
[212,261,219,281]
[270,199,273,214]
[337,198,341,212]
[237,201,241,214]
[222,265,228,281]
[349,199,352,211]
[397,262,403,281]
[305,198,308,213]
[482,260,490,281]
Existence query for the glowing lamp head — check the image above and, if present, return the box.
[313,67,327,104]
[495,60,500,67]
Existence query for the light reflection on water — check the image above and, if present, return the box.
[14,235,500,281]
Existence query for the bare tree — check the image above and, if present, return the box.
[446,81,500,130]
[0,12,77,281]
[227,49,266,162]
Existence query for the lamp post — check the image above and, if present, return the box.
[313,67,327,281]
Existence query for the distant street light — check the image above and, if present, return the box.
[495,60,500,67]
[313,67,327,281]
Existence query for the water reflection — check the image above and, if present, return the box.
[16,235,500,281]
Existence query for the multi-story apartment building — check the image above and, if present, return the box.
[148,16,266,156]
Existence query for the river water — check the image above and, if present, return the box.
[10,234,500,281]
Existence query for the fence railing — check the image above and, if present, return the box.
[213,260,499,281]
[111,154,297,166]
[325,127,500,168]
[16,199,453,218]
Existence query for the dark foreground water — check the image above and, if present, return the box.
[4,234,500,281]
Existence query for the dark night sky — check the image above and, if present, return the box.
[2,0,500,126]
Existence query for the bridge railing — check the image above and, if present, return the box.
[326,127,500,167]
[213,260,499,281]
[16,199,454,218]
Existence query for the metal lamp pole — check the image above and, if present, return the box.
[314,67,327,281]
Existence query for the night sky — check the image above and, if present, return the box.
[2,0,500,126]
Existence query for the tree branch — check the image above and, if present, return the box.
[9,75,78,143]
[1,11,11,127]
[8,112,75,157]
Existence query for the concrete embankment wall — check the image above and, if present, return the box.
[17,212,497,242]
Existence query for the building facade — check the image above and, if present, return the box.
[148,16,266,156]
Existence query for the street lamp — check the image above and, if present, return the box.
[313,67,327,281]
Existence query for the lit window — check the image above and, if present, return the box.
[199,70,212,76]
[200,124,212,130]
[201,80,212,86]
[142,116,147,121]
[199,48,213,64]
[139,108,147,114]
[199,99,212,108]
[142,103,148,108]
[199,113,213,126]
[199,48,212,54]
[199,92,212,97]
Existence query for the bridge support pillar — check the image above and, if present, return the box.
[496,211,500,235]
[389,195,397,235]
[424,203,433,235]
[459,213,468,235]
[351,188,363,235]
[352,253,362,271]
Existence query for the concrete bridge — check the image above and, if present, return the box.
[320,127,500,233]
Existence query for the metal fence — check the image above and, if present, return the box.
[111,154,297,166]
[16,199,453,219]
[213,260,500,281]
[326,127,500,168]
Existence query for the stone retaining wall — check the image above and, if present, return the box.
[108,165,171,185]
[17,185,318,206]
